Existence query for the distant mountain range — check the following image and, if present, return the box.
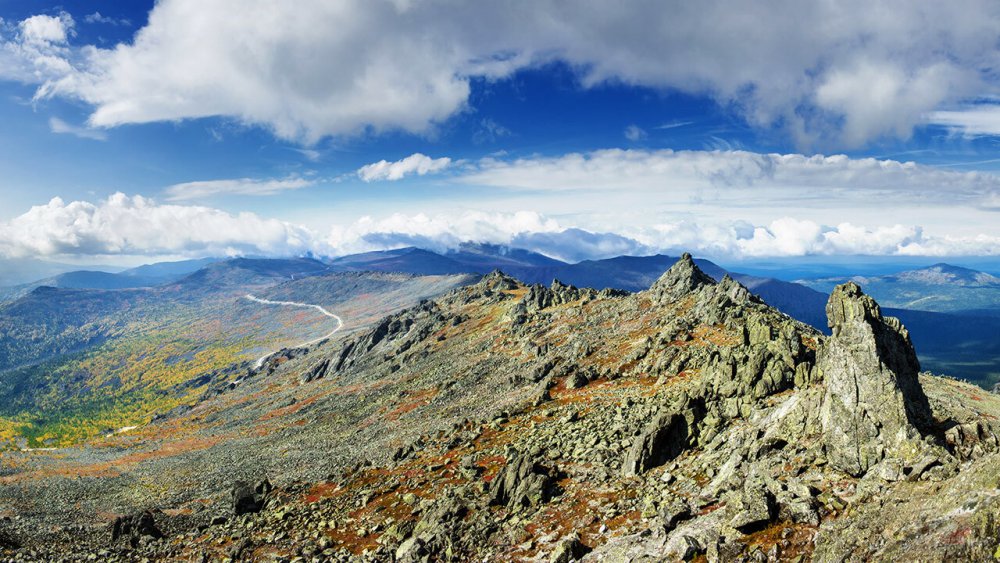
[3,245,1000,386]
[328,245,1000,385]
[799,262,1000,315]
[0,258,127,287]
[0,257,219,302]
[326,244,830,326]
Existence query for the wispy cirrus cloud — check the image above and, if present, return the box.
[48,117,107,140]
[83,12,132,27]
[927,104,1000,136]
[164,175,315,201]
[459,148,1000,208]
[656,121,694,130]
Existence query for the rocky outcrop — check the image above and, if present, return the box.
[550,533,588,562]
[620,257,818,475]
[299,358,331,384]
[526,280,598,311]
[508,278,610,327]
[648,253,716,304]
[725,471,775,533]
[819,282,933,476]
[622,412,690,476]
[395,493,471,562]
[622,396,705,476]
[489,450,559,509]
[110,511,164,547]
[0,527,19,550]
[944,420,1000,461]
[232,479,272,516]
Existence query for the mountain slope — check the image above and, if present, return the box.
[1,256,998,561]
[0,260,475,447]
[118,258,219,280]
[320,247,1000,386]
[327,248,471,275]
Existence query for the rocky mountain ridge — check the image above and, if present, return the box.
[1,255,999,561]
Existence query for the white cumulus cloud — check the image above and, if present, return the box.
[325,210,562,255]
[323,212,1000,260]
[0,1,996,146]
[0,12,75,83]
[357,153,452,182]
[3,147,1000,261]
[0,193,317,259]
[2,192,1000,261]
[19,13,73,45]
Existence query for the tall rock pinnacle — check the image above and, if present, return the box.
[649,253,716,303]
[819,282,933,476]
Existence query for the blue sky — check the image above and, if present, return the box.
[2,1,1000,265]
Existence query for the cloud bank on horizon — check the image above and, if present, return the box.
[2,1,1000,263]
[3,147,1000,262]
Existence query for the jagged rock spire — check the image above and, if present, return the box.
[819,282,933,476]
[477,269,520,290]
[649,253,716,303]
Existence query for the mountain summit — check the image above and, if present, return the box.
[895,263,1000,287]
[649,252,718,302]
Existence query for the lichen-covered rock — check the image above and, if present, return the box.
[231,480,271,516]
[0,527,19,550]
[299,358,330,384]
[657,496,692,532]
[649,253,716,304]
[944,419,1000,461]
[550,533,588,563]
[726,471,775,533]
[565,369,590,389]
[489,450,559,509]
[109,511,164,547]
[621,408,697,476]
[819,282,933,476]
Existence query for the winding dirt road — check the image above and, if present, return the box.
[244,294,344,368]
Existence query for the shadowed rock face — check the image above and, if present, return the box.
[819,282,933,476]
[622,412,692,477]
